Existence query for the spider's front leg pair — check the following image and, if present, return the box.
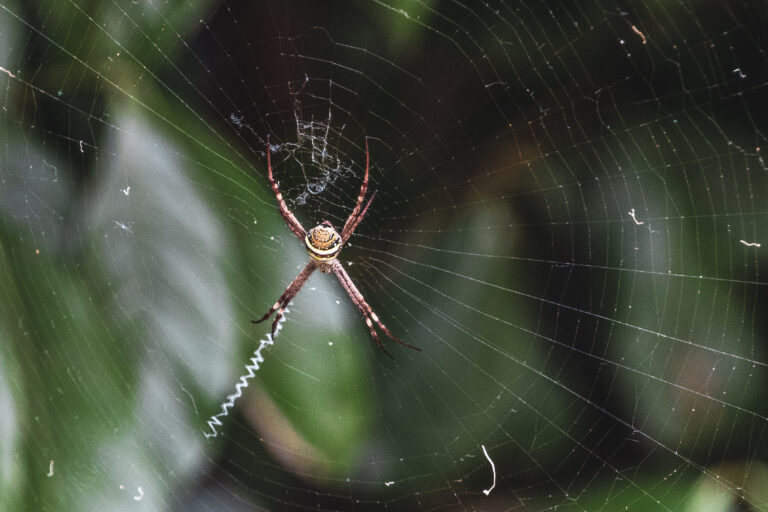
[252,137,420,357]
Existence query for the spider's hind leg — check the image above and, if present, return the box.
[253,297,293,340]
[252,299,282,325]
[369,312,421,352]
[252,262,316,335]
[363,316,394,359]
[252,299,292,340]
[331,259,419,356]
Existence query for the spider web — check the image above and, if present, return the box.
[1,0,767,510]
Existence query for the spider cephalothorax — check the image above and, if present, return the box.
[252,137,420,357]
[305,220,342,271]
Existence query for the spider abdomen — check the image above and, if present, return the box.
[305,221,342,265]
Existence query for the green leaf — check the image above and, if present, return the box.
[0,246,25,511]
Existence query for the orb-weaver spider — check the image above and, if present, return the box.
[252,137,420,357]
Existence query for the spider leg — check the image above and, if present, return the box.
[266,135,306,240]
[253,291,296,339]
[332,260,419,355]
[341,139,370,240]
[333,263,392,358]
[252,262,315,337]
[367,309,421,351]
[341,190,376,244]
[360,312,393,358]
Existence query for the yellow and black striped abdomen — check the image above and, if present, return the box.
[305,222,342,261]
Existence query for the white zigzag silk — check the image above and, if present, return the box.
[203,305,291,438]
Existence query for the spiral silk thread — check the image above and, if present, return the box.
[203,305,290,438]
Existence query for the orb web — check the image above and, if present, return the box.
[0,1,766,510]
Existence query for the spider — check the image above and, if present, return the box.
[252,137,420,357]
